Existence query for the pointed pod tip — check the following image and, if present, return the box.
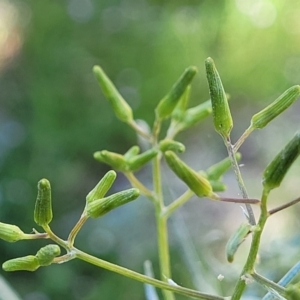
[205,57,214,64]
[187,66,198,74]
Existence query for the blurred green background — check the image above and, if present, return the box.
[1,0,300,299]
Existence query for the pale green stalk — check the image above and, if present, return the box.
[164,189,194,218]
[231,189,270,299]
[153,153,175,300]
[251,271,286,295]
[67,213,89,246]
[224,137,256,225]
[125,172,154,200]
[74,248,225,300]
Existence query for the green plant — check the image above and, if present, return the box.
[1,57,300,300]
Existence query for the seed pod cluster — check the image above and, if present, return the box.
[34,179,53,227]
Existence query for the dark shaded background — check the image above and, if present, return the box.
[1,0,300,299]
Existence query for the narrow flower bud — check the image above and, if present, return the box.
[226,223,251,263]
[87,188,140,218]
[34,179,53,227]
[94,150,127,171]
[164,151,213,197]
[127,149,158,171]
[176,99,212,131]
[86,170,117,203]
[206,153,241,180]
[36,244,61,266]
[155,67,197,120]
[0,222,26,242]
[159,139,185,153]
[93,65,133,123]
[124,146,140,160]
[205,57,233,139]
[263,131,300,191]
[171,85,191,122]
[3,255,40,272]
[251,85,300,130]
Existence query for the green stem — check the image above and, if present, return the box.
[233,126,254,152]
[164,189,194,218]
[231,189,270,299]
[23,232,49,240]
[74,248,225,300]
[42,225,69,249]
[67,213,89,246]
[125,172,154,200]
[251,271,286,295]
[128,120,153,141]
[224,137,256,226]
[153,153,175,300]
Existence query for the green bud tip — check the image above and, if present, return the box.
[36,244,61,266]
[0,222,25,243]
[34,178,53,227]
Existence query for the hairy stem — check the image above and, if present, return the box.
[224,137,256,225]
[231,189,270,299]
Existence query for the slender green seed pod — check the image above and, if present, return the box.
[206,153,242,180]
[87,188,140,218]
[127,149,158,172]
[34,179,53,227]
[177,99,212,131]
[86,170,117,203]
[164,151,213,197]
[124,146,140,160]
[263,131,300,191]
[94,150,127,171]
[205,57,233,139]
[155,66,197,120]
[2,255,40,272]
[36,244,61,266]
[0,222,26,242]
[159,139,185,153]
[226,223,251,263]
[171,85,191,122]
[93,65,133,123]
[251,85,300,130]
